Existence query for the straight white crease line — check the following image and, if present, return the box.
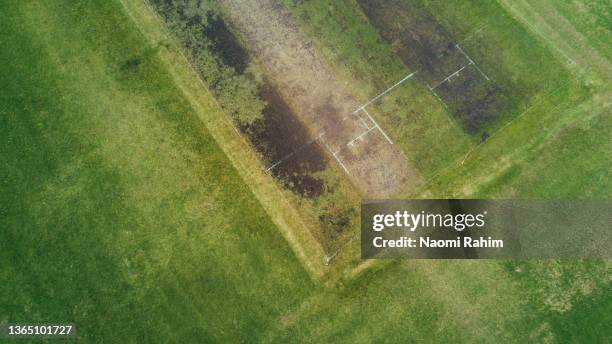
[462,24,487,43]
[456,44,490,81]
[362,108,393,144]
[428,86,448,109]
[347,126,376,146]
[264,132,324,172]
[431,62,473,90]
[355,71,418,112]
[356,111,371,129]
[333,151,351,175]
[320,134,351,175]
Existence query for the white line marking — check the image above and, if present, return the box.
[431,62,473,90]
[347,126,376,146]
[416,80,571,194]
[462,24,487,43]
[324,234,356,265]
[356,111,371,129]
[428,86,448,109]
[320,134,351,175]
[356,71,418,111]
[456,44,490,81]
[362,108,393,144]
[265,132,324,172]
[332,152,351,175]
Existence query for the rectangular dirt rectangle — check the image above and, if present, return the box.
[336,130,420,197]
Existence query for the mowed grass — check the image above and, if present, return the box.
[545,0,611,61]
[269,259,610,343]
[1,0,610,343]
[415,0,573,128]
[0,1,315,342]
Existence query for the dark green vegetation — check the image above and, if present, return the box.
[1,0,610,343]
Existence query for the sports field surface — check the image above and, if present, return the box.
[1,0,610,342]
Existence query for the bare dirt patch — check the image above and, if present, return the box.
[219,0,422,197]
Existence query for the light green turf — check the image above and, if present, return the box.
[0,1,315,342]
[544,0,611,61]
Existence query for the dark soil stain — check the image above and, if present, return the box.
[248,85,327,197]
[436,66,511,134]
[357,0,510,134]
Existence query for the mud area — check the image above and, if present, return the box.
[358,0,510,135]
[248,85,327,197]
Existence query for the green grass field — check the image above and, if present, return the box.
[1,0,610,342]
[0,1,314,342]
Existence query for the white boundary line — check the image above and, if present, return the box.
[462,24,487,43]
[324,234,356,265]
[333,151,351,175]
[416,80,571,193]
[357,71,418,110]
[427,84,448,109]
[320,134,351,175]
[430,61,473,90]
[361,108,393,144]
[336,71,420,149]
[347,125,376,146]
[355,109,373,129]
[264,132,324,172]
[456,44,490,81]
